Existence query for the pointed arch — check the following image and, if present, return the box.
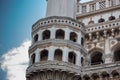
[40,49,48,61]
[42,30,50,40]
[54,49,63,61]
[55,29,65,39]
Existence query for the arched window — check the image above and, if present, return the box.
[81,57,84,66]
[81,37,84,46]
[88,20,94,25]
[40,50,48,61]
[91,51,103,65]
[68,52,76,64]
[98,18,105,23]
[56,29,65,39]
[42,30,50,40]
[34,34,38,42]
[70,32,78,42]
[31,54,35,64]
[109,16,115,21]
[114,50,120,61]
[54,49,62,61]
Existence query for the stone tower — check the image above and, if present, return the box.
[26,0,86,80]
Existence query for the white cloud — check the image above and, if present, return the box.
[1,40,31,80]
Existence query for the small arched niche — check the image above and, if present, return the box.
[109,16,115,21]
[98,18,105,23]
[42,30,50,40]
[40,49,48,61]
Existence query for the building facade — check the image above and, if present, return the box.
[26,0,120,80]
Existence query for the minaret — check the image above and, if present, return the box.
[46,0,77,18]
[26,0,86,80]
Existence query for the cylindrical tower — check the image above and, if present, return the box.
[26,0,86,80]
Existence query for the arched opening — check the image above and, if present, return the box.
[91,73,99,80]
[88,20,94,25]
[109,16,115,21]
[114,50,120,62]
[98,18,105,23]
[70,32,78,42]
[42,30,50,40]
[111,70,119,79]
[81,57,84,66]
[81,37,84,46]
[83,75,90,80]
[68,52,76,64]
[54,49,62,61]
[91,51,103,65]
[101,72,109,79]
[40,50,48,61]
[34,34,38,42]
[56,29,65,39]
[31,54,35,64]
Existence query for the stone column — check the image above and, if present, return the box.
[65,28,70,40]
[86,4,89,12]
[63,47,69,62]
[76,51,81,66]
[78,32,82,44]
[35,49,40,63]
[38,30,42,41]
[103,30,107,38]
[106,0,109,7]
[48,46,55,60]
[96,32,99,39]
[50,27,56,39]
[96,1,99,10]
[111,29,115,37]
[89,33,92,40]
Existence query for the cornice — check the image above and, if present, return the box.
[29,39,87,54]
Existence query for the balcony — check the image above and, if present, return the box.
[85,19,120,33]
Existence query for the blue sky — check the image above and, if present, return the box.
[0,0,91,80]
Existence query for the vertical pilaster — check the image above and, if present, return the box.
[38,30,42,41]
[63,47,69,62]
[65,28,70,40]
[48,46,55,60]
[35,49,40,63]
[78,32,82,44]
[50,27,56,39]
[76,51,81,66]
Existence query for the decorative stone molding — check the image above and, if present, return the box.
[29,39,87,54]
[32,16,85,33]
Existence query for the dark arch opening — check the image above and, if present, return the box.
[70,32,78,42]
[40,50,48,61]
[54,49,62,61]
[56,29,65,39]
[114,50,120,62]
[109,16,115,21]
[68,52,76,64]
[98,18,105,23]
[31,54,35,64]
[83,75,90,80]
[42,30,50,40]
[81,37,84,46]
[91,51,103,65]
[34,34,38,42]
